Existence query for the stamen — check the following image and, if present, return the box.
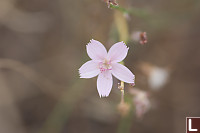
[99,59,112,72]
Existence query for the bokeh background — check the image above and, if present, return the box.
[0,0,200,133]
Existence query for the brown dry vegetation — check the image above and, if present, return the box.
[0,0,199,133]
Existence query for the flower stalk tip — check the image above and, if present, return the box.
[104,0,118,8]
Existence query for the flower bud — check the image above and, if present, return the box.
[131,31,147,45]
[103,0,118,8]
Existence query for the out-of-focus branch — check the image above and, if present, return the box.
[0,0,53,33]
[0,73,26,133]
[0,58,88,133]
[111,4,149,18]
[0,58,61,99]
[114,10,129,42]
[39,79,87,133]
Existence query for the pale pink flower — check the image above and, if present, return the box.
[79,39,135,97]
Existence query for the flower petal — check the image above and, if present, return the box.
[87,39,107,61]
[111,63,135,83]
[107,41,129,63]
[79,60,100,78]
[97,71,113,97]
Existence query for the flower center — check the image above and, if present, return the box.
[99,59,112,72]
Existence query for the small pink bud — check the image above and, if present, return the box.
[103,0,118,8]
[131,31,148,45]
[139,32,147,45]
[130,83,135,86]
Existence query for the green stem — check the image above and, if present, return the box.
[110,4,149,18]
[113,4,133,133]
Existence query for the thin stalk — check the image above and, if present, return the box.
[113,4,133,133]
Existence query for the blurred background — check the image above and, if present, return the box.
[0,0,200,133]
